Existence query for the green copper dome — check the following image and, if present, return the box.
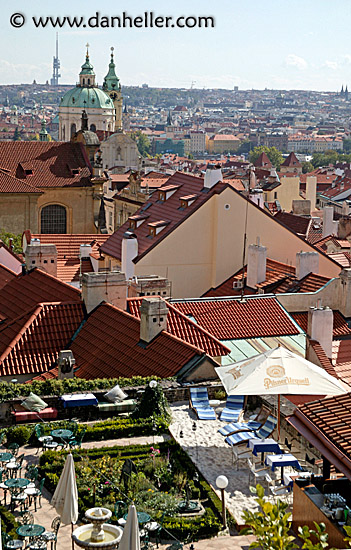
[103,48,120,92]
[60,87,114,109]
[80,46,95,75]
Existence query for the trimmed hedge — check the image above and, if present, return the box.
[0,505,18,538]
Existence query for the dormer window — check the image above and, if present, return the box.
[158,191,166,202]
[25,169,33,176]
[129,213,149,228]
[157,184,181,202]
[148,220,170,237]
[129,219,136,230]
[179,194,198,209]
[71,169,79,176]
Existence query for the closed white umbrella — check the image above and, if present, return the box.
[51,453,78,524]
[118,505,141,550]
[215,346,348,435]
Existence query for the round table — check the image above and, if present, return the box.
[51,429,73,440]
[16,524,45,538]
[0,452,13,462]
[123,512,151,525]
[5,478,30,489]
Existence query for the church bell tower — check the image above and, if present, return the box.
[103,47,123,131]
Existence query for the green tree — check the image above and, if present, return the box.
[343,139,351,154]
[132,382,170,422]
[249,146,284,169]
[236,140,252,155]
[311,150,339,168]
[0,230,23,254]
[13,127,20,141]
[131,130,151,157]
[302,161,314,173]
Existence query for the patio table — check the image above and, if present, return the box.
[16,524,45,539]
[0,452,13,463]
[248,438,282,464]
[51,428,73,441]
[5,478,30,490]
[123,512,151,525]
[266,453,302,480]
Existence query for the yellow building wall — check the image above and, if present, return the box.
[266,176,301,212]
[0,194,40,234]
[132,186,340,298]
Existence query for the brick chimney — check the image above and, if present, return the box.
[121,231,138,280]
[82,271,127,313]
[204,164,223,190]
[25,240,57,278]
[247,242,267,288]
[296,251,319,280]
[323,206,335,238]
[307,305,333,358]
[58,350,75,380]
[140,297,168,343]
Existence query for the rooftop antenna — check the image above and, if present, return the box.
[50,32,61,86]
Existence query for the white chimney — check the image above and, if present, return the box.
[323,206,335,238]
[247,242,267,288]
[204,164,223,189]
[58,350,75,380]
[25,242,58,278]
[121,231,138,281]
[82,271,127,313]
[140,297,168,343]
[249,189,264,209]
[342,201,350,217]
[296,251,319,280]
[305,176,317,212]
[80,243,92,259]
[307,305,333,358]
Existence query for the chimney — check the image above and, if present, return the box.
[82,271,127,313]
[296,251,319,280]
[121,231,138,280]
[249,189,264,209]
[338,268,351,317]
[58,350,75,379]
[323,206,335,238]
[305,175,317,212]
[307,305,333,358]
[204,163,223,190]
[247,242,267,288]
[80,243,92,259]
[139,297,168,343]
[342,201,350,217]
[25,241,58,277]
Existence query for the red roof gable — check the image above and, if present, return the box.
[100,172,227,262]
[169,296,300,340]
[0,142,92,188]
[72,303,203,380]
[254,152,272,169]
[274,211,311,237]
[0,302,84,377]
[127,297,229,357]
[0,268,81,323]
[281,152,301,167]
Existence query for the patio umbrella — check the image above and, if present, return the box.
[215,346,348,436]
[118,505,141,550]
[51,453,78,549]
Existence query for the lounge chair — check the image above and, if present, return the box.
[218,405,270,436]
[189,387,216,420]
[224,414,277,446]
[219,395,245,422]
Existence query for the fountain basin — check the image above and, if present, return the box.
[72,524,123,549]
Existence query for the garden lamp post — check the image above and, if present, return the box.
[149,380,157,389]
[216,475,228,529]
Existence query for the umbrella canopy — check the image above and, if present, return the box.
[215,346,348,397]
[118,505,141,550]
[51,453,78,525]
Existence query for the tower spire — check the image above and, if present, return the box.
[50,32,61,86]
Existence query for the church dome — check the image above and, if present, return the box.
[60,87,114,109]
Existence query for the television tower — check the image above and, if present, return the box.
[50,33,61,86]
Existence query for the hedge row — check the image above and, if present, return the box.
[0,505,18,538]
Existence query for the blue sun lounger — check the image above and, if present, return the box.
[189,387,216,420]
[218,419,262,436]
[219,395,245,422]
[225,415,278,446]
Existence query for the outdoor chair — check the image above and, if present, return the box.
[0,431,6,448]
[10,488,28,513]
[189,387,216,420]
[68,428,86,449]
[224,415,278,447]
[247,457,269,487]
[145,512,166,548]
[28,535,47,550]
[25,466,38,488]
[2,532,24,550]
[24,477,45,512]
[42,517,60,550]
[19,511,34,526]
[6,453,25,478]
[232,445,253,470]
[265,473,291,503]
[0,470,9,505]
[8,443,19,457]
[34,424,53,453]
[219,395,245,422]
[218,404,271,436]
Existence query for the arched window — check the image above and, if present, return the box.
[41,205,67,234]
[88,78,90,86]
[70,123,76,137]
[90,123,96,132]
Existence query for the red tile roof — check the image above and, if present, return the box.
[0,264,17,290]
[274,211,311,237]
[332,339,351,385]
[0,302,84,377]
[0,142,92,188]
[0,268,81,323]
[127,297,230,357]
[0,170,42,193]
[292,311,351,337]
[72,303,203,380]
[169,296,300,340]
[100,172,227,262]
[281,152,301,167]
[309,340,337,378]
[254,152,272,168]
[30,234,109,283]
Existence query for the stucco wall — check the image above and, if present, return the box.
[0,194,40,234]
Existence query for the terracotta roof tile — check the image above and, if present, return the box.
[100,172,227,261]
[0,268,81,323]
[274,211,311,237]
[281,152,301,167]
[332,339,351,385]
[0,170,42,193]
[127,297,230,357]
[0,264,17,290]
[72,303,202,380]
[169,296,300,340]
[0,302,84,377]
[0,142,92,188]
[292,311,351,337]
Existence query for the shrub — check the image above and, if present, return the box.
[6,425,31,446]
[0,505,18,537]
[132,383,170,422]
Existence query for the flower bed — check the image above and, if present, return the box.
[39,440,223,541]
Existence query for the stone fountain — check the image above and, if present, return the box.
[72,507,123,549]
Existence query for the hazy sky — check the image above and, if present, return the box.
[1,0,351,91]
